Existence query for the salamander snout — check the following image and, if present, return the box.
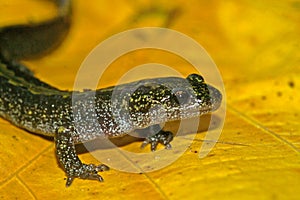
[207,84,222,111]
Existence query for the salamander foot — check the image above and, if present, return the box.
[65,164,109,187]
[141,130,173,151]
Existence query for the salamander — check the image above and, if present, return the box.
[0,0,222,186]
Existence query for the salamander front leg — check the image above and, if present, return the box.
[55,126,109,187]
[139,125,174,151]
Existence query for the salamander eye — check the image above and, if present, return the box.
[186,74,204,83]
[173,89,191,104]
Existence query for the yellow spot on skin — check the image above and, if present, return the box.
[58,126,65,133]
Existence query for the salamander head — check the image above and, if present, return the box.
[124,73,222,127]
[185,74,222,112]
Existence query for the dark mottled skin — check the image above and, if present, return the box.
[0,0,222,186]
